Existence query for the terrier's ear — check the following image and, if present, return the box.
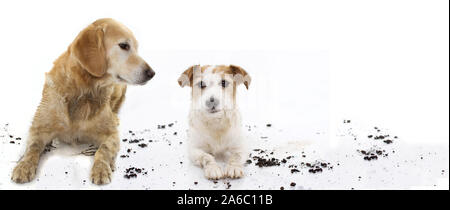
[230,65,251,89]
[178,65,200,87]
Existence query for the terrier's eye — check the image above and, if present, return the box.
[221,80,229,88]
[197,81,207,89]
[118,42,130,51]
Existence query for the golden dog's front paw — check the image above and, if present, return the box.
[225,164,244,179]
[110,161,116,172]
[204,164,223,180]
[11,161,37,183]
[91,161,112,185]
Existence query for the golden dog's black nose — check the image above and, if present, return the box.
[146,69,155,79]
[143,63,155,80]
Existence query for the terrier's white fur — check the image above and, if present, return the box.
[178,65,251,179]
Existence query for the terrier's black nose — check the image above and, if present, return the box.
[206,96,220,109]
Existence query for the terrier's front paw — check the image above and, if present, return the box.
[225,164,244,179]
[12,161,37,183]
[91,161,112,185]
[204,164,223,180]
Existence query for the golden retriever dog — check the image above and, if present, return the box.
[178,65,251,180]
[11,18,155,185]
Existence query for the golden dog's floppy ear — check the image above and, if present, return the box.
[71,24,107,77]
[230,65,251,89]
[178,65,200,87]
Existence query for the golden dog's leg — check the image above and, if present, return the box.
[90,133,119,185]
[11,132,53,183]
[224,151,245,179]
[190,148,223,180]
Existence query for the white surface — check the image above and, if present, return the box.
[0,118,448,190]
[0,0,448,189]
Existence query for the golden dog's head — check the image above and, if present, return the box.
[178,65,251,115]
[70,18,155,85]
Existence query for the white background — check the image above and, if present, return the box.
[0,0,447,143]
[0,0,448,189]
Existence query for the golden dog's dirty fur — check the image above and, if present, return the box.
[11,18,153,185]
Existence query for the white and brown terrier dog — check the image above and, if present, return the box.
[178,65,251,180]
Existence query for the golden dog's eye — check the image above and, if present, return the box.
[221,80,229,88]
[197,81,206,89]
[118,42,130,51]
